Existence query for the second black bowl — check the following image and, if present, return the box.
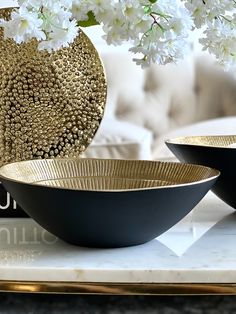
[166,135,236,209]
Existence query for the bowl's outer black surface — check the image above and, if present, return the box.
[166,142,236,209]
[1,177,217,248]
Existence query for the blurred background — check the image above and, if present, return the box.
[81,25,236,161]
[1,1,236,313]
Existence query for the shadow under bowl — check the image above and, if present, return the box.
[0,158,219,248]
[166,135,236,209]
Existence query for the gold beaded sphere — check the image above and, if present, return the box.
[0,8,107,166]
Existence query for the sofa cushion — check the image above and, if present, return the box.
[82,118,153,160]
[153,116,236,159]
[103,53,197,139]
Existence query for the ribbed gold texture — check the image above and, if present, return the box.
[0,159,219,191]
[167,135,236,148]
[0,8,107,166]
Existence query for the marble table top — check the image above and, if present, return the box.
[0,192,235,286]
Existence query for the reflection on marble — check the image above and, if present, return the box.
[0,193,235,283]
[157,192,234,256]
[0,219,58,248]
[0,219,58,266]
[0,220,58,266]
[0,250,42,266]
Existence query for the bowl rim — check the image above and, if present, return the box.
[0,158,220,193]
[165,135,236,149]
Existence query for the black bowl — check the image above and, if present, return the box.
[166,135,236,209]
[0,158,219,248]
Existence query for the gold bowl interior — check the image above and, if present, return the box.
[37,177,175,190]
[0,158,219,191]
[167,135,236,148]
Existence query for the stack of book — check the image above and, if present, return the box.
[0,184,28,217]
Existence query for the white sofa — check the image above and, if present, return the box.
[83,44,236,160]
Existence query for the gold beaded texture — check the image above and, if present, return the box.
[0,8,107,166]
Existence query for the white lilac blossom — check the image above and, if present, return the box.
[1,0,236,68]
[185,0,236,68]
[0,0,78,52]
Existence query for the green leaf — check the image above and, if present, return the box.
[77,11,99,27]
[144,5,152,14]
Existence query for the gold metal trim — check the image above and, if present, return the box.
[0,158,220,192]
[166,135,236,149]
[0,281,236,295]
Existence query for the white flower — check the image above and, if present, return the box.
[0,0,79,52]
[199,17,236,69]
[0,6,45,43]
[1,0,236,69]
[38,19,78,51]
[185,0,235,28]
[71,1,90,21]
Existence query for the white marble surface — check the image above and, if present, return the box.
[0,192,235,284]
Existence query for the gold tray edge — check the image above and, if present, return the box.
[1,281,236,295]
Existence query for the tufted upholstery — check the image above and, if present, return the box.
[102,51,236,134]
[88,49,236,158]
[112,54,197,137]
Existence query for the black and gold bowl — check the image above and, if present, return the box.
[0,158,219,248]
[166,135,236,209]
